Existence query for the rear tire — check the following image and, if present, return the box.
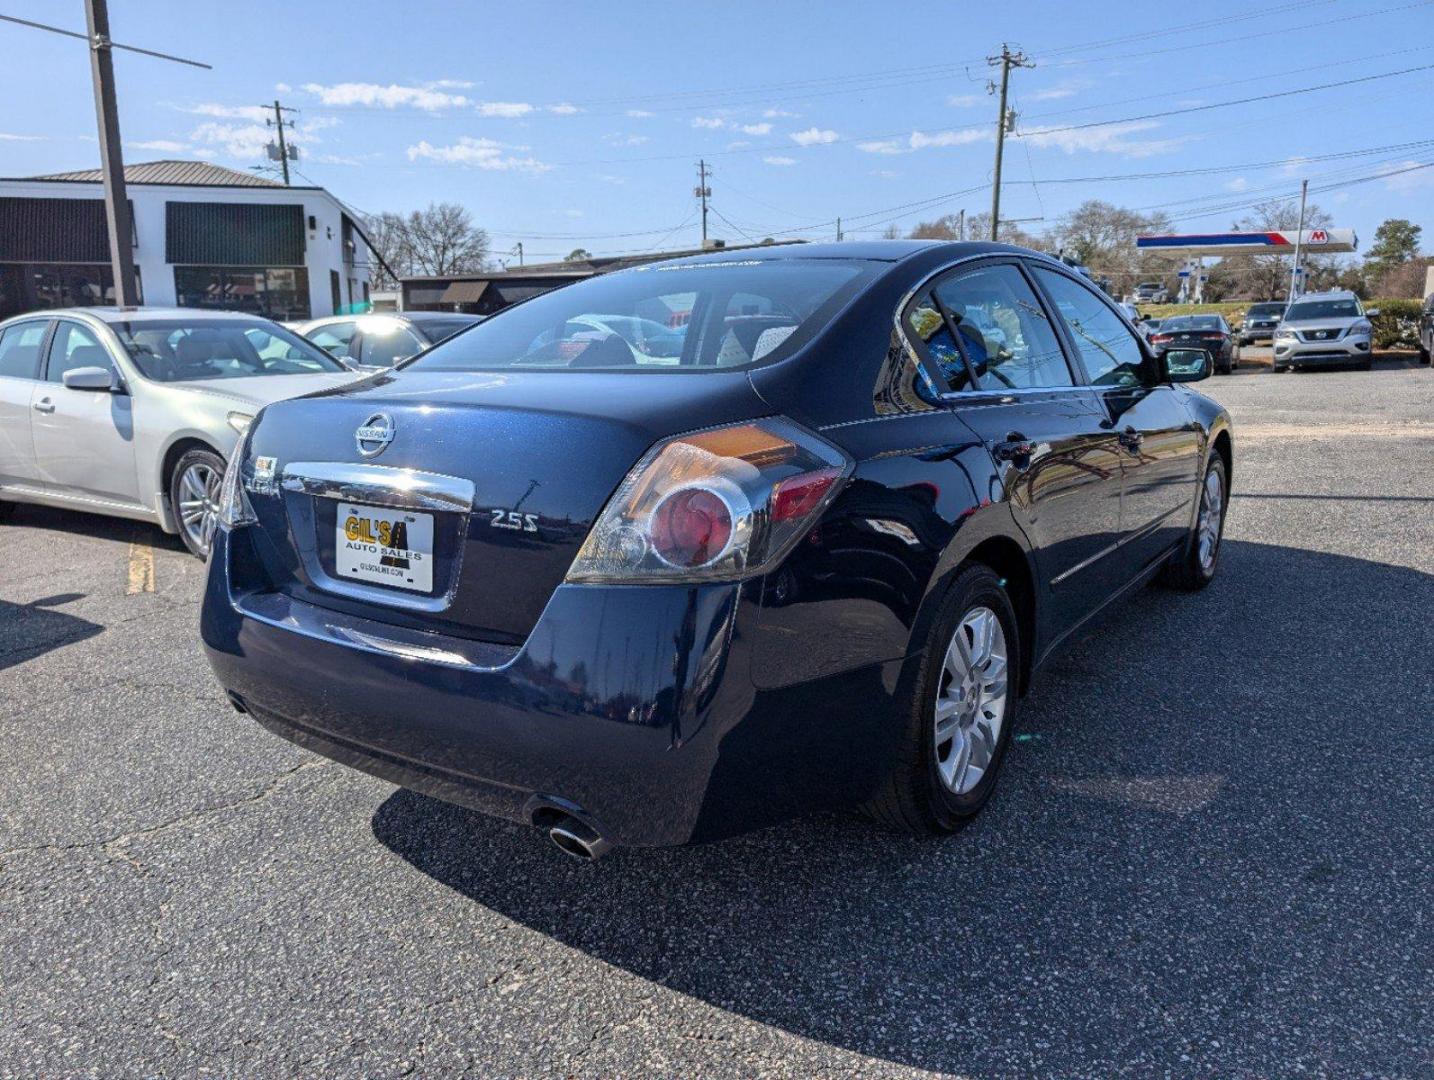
[1162,455,1227,592]
[170,447,226,560]
[862,564,1021,834]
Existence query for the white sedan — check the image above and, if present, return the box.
[0,307,361,557]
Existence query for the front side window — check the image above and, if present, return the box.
[405,259,874,373]
[1033,268,1145,388]
[47,321,114,383]
[933,264,1072,391]
[0,320,49,380]
[112,318,344,382]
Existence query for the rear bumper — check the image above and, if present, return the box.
[202,527,903,847]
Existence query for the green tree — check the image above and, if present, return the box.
[1365,218,1422,268]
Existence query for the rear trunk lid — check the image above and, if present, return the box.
[243,368,767,643]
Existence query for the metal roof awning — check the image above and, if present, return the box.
[1136,229,1357,257]
[439,280,490,304]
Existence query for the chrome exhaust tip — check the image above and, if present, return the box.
[547,817,612,862]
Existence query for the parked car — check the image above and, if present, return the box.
[1118,302,1158,341]
[1133,281,1168,304]
[1418,293,1432,365]
[1272,290,1377,372]
[0,307,360,557]
[1150,314,1239,373]
[201,242,1232,858]
[1238,301,1285,345]
[298,312,485,369]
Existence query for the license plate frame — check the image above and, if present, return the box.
[334,501,435,593]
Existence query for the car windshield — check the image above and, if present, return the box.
[1248,303,1284,316]
[404,258,874,373]
[114,318,346,381]
[1284,299,1361,321]
[1162,316,1223,331]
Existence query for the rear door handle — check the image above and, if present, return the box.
[32,398,55,414]
[992,433,1035,463]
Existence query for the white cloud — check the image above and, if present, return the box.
[188,121,276,160]
[692,116,726,129]
[275,82,292,94]
[763,155,797,166]
[872,169,900,179]
[0,132,46,142]
[1225,176,1250,192]
[476,101,535,118]
[858,139,906,155]
[790,127,838,146]
[302,82,469,110]
[406,135,550,172]
[428,78,475,90]
[548,102,581,115]
[626,109,654,118]
[946,94,982,108]
[726,140,752,150]
[739,122,773,136]
[1029,86,1078,101]
[596,174,627,185]
[1378,160,1434,192]
[183,103,273,122]
[603,133,650,146]
[1281,156,1309,175]
[908,127,987,149]
[1019,121,1185,158]
[763,107,798,119]
[131,139,187,153]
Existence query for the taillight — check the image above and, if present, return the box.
[1151,334,1172,343]
[1201,333,1225,341]
[216,427,257,529]
[565,417,851,584]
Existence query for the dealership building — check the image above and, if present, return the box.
[0,160,375,321]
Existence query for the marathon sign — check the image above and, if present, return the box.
[1135,229,1357,256]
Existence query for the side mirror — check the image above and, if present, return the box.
[1364,307,1380,318]
[1161,347,1212,383]
[62,366,119,392]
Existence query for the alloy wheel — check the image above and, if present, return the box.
[934,607,1009,795]
[178,461,222,557]
[1197,467,1224,572]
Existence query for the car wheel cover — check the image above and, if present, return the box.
[934,606,1009,795]
[1197,466,1224,573]
[178,461,222,556]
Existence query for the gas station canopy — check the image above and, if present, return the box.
[1135,229,1357,257]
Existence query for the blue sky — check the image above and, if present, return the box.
[2,0,1432,263]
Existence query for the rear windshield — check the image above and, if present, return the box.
[416,317,482,343]
[405,259,874,373]
[1161,316,1223,331]
[114,318,345,381]
[1284,299,1361,321]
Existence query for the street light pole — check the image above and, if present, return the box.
[1289,178,1309,301]
[84,0,138,308]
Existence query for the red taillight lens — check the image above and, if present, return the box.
[650,488,734,568]
[1151,334,1172,343]
[1201,333,1224,341]
[772,467,842,523]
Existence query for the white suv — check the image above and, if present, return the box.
[1273,290,1378,372]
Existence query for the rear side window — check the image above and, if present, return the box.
[1033,268,1145,388]
[309,322,358,358]
[0,320,49,380]
[905,293,971,391]
[406,259,874,373]
[933,264,1072,391]
[361,326,424,367]
[47,322,114,383]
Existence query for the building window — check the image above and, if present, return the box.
[0,262,143,320]
[173,266,310,321]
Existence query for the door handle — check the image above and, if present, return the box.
[1118,426,1143,452]
[32,398,56,414]
[992,433,1035,463]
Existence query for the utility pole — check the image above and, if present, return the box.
[957,208,966,242]
[986,44,1034,242]
[266,100,298,185]
[835,217,843,242]
[695,159,712,248]
[514,241,523,267]
[84,0,139,308]
[1289,178,1309,300]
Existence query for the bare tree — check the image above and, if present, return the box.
[362,211,412,290]
[401,202,490,276]
[1043,200,1182,298]
[1217,198,1334,300]
[907,212,1038,248]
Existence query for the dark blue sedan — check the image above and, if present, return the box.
[202,242,1232,858]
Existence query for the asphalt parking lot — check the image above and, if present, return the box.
[2,359,1431,1078]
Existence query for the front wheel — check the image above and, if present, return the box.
[862,564,1020,833]
[170,447,226,560]
[1162,455,1227,591]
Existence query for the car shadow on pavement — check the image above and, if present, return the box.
[0,594,103,673]
[1,503,186,554]
[371,540,1432,1077]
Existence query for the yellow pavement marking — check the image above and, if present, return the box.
[126,540,155,595]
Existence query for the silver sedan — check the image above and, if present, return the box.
[0,307,361,557]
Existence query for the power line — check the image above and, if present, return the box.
[0,12,211,67]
